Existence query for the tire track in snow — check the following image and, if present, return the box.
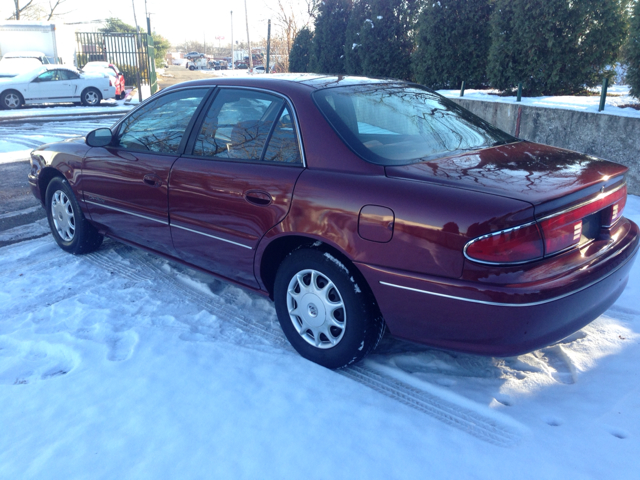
[84,240,521,446]
[339,366,521,447]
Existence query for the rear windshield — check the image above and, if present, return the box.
[313,84,516,166]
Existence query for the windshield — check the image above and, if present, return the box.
[313,84,517,166]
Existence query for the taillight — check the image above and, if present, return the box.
[539,184,627,255]
[109,77,115,86]
[464,184,627,265]
[464,223,544,264]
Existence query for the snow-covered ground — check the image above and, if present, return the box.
[1,136,639,477]
[438,85,640,118]
[0,117,119,162]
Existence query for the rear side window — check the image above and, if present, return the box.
[313,85,516,166]
[58,69,79,80]
[191,88,303,164]
[193,88,284,161]
[263,107,301,164]
[116,89,207,154]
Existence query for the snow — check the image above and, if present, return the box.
[438,85,640,118]
[1,123,640,478]
[0,117,119,156]
[0,99,133,121]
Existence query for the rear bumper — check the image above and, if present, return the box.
[357,218,639,356]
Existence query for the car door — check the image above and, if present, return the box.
[25,69,67,103]
[57,69,83,100]
[81,87,211,255]
[169,87,305,287]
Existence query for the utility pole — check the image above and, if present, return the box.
[266,19,271,74]
[244,0,253,70]
[144,0,149,32]
[131,0,143,103]
[230,10,234,69]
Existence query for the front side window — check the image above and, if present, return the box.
[116,89,207,154]
[313,85,516,166]
[35,70,57,82]
[193,88,285,161]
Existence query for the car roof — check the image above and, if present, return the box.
[164,74,408,93]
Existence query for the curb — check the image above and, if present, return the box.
[0,109,131,123]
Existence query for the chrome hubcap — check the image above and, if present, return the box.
[51,190,75,241]
[286,269,346,349]
[4,93,19,108]
[85,91,99,105]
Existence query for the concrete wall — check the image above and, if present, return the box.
[449,98,640,195]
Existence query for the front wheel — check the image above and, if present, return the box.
[81,87,101,106]
[45,177,103,254]
[274,248,385,369]
[1,90,23,110]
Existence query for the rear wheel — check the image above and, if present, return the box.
[81,87,101,106]
[1,90,23,110]
[45,177,103,254]
[274,248,385,369]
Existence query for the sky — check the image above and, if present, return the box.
[1,0,313,46]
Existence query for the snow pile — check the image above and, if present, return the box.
[438,85,640,118]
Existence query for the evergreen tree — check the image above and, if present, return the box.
[412,0,492,89]
[100,17,170,68]
[312,0,351,74]
[628,0,640,99]
[289,27,314,73]
[358,0,417,80]
[487,0,629,95]
[344,0,368,75]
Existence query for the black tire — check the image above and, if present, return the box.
[81,87,102,106]
[189,65,196,71]
[45,177,103,254]
[274,248,385,369]
[1,90,23,110]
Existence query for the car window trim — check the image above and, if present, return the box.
[183,85,306,168]
[108,86,215,156]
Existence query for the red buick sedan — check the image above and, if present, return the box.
[28,75,639,368]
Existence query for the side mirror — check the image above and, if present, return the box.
[86,128,113,147]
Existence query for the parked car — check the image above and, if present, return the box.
[235,62,248,69]
[184,51,204,60]
[81,61,126,100]
[27,76,639,369]
[0,65,116,109]
[0,50,50,78]
[253,66,265,74]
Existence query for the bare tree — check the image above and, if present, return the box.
[10,0,35,20]
[271,0,301,59]
[8,0,69,20]
[46,0,69,21]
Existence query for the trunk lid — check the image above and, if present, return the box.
[385,141,627,218]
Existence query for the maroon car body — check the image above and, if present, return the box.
[27,75,639,367]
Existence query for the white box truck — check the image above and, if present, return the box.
[0,21,76,65]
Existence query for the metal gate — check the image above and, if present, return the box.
[75,32,157,95]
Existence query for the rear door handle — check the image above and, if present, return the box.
[143,173,162,187]
[244,190,272,206]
